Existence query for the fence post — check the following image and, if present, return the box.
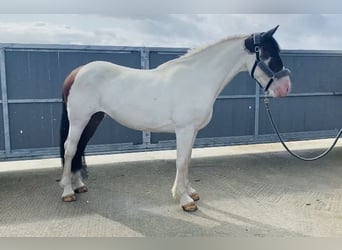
[254,82,260,140]
[140,47,152,146]
[0,48,11,156]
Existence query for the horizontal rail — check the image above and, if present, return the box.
[0,130,338,161]
[0,91,340,105]
[7,99,62,104]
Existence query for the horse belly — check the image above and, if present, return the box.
[102,95,176,133]
[109,96,214,133]
[107,110,176,133]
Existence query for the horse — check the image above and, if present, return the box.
[59,25,291,212]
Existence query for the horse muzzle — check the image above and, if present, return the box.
[268,75,292,97]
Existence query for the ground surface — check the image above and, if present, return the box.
[0,139,341,237]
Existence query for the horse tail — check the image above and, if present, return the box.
[59,97,70,168]
[60,66,105,174]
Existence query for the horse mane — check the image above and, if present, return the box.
[182,35,248,59]
[156,34,249,69]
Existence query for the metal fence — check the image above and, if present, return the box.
[0,43,342,160]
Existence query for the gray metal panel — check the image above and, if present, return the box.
[259,96,342,135]
[8,103,61,149]
[0,105,5,150]
[281,52,342,94]
[198,98,255,138]
[5,51,60,99]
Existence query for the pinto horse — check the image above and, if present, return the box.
[59,26,291,211]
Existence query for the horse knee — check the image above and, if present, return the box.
[64,129,84,158]
[65,144,77,159]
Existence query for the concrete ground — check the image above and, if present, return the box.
[0,139,342,237]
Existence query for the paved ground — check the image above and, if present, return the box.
[0,139,342,237]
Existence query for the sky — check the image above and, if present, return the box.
[0,14,342,50]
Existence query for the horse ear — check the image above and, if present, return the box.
[261,25,279,39]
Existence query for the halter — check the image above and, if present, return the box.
[250,33,291,92]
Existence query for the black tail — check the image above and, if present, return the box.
[59,99,105,175]
[59,100,70,167]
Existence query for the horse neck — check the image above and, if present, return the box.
[167,36,250,99]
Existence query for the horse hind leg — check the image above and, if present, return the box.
[71,112,105,193]
[60,117,90,202]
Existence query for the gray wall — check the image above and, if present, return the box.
[0,44,342,160]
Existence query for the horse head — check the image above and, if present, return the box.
[244,25,292,97]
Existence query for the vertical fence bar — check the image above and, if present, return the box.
[0,48,11,155]
[254,82,260,140]
[140,47,152,146]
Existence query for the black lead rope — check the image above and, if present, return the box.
[264,97,342,161]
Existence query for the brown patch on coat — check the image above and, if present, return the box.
[62,65,84,102]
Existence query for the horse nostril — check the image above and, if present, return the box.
[285,85,290,92]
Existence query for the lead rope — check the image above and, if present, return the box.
[264,97,342,161]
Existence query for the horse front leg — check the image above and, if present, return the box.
[172,127,199,212]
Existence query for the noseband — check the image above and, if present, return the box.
[250,33,291,92]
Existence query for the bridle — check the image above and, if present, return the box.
[250,31,342,161]
[250,33,291,92]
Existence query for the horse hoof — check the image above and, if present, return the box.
[62,194,76,202]
[190,192,200,201]
[182,202,198,212]
[74,186,88,193]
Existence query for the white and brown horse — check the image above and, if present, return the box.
[59,26,291,211]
